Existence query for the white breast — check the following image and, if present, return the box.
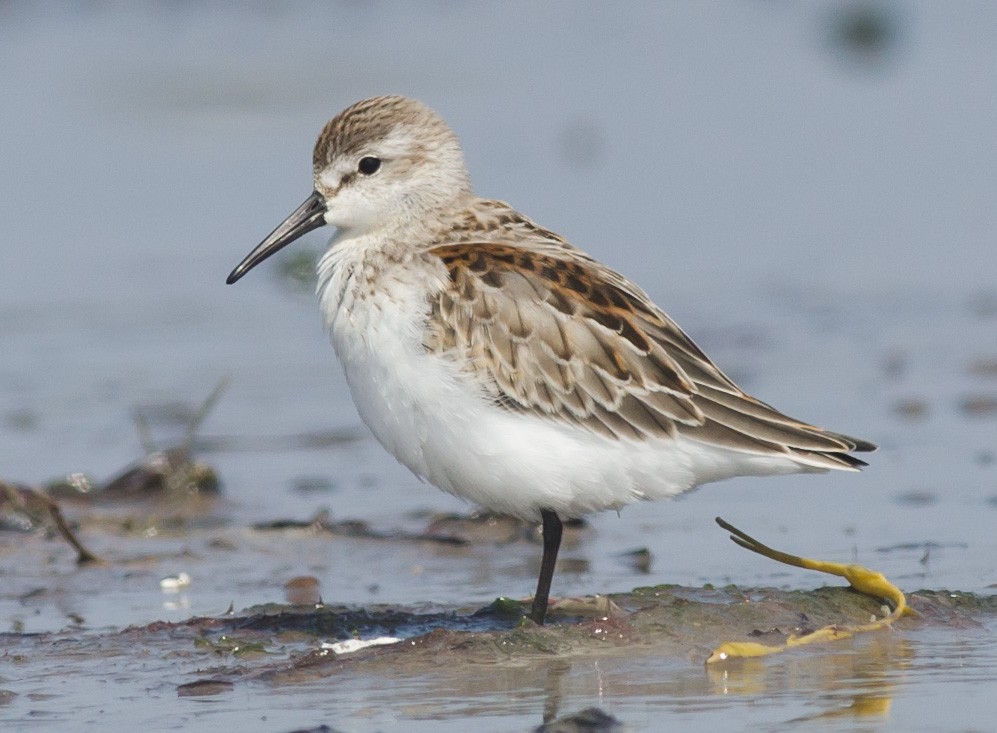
[316,235,813,521]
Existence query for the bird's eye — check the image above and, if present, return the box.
[358,157,381,175]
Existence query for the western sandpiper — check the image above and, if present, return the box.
[227,96,874,625]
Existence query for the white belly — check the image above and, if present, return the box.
[317,241,810,521]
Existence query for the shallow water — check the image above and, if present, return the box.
[1,3,996,732]
[3,584,996,732]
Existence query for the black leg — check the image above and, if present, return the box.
[530,509,563,625]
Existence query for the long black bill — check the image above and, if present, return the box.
[226,190,328,284]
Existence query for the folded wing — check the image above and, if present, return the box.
[425,242,875,470]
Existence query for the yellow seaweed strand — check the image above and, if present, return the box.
[707,517,908,664]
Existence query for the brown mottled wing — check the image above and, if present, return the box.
[425,243,875,468]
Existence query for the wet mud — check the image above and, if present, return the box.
[159,587,997,684]
[3,572,995,731]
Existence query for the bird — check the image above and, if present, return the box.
[226,95,875,626]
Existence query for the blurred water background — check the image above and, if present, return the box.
[1,3,995,732]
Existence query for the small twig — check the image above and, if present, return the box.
[32,488,104,565]
[182,377,231,452]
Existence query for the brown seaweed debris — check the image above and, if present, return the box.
[49,380,228,504]
[254,509,467,546]
[253,508,591,549]
[424,510,589,548]
[176,679,234,697]
[535,707,624,733]
[0,480,102,565]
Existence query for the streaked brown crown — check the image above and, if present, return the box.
[312,96,455,172]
